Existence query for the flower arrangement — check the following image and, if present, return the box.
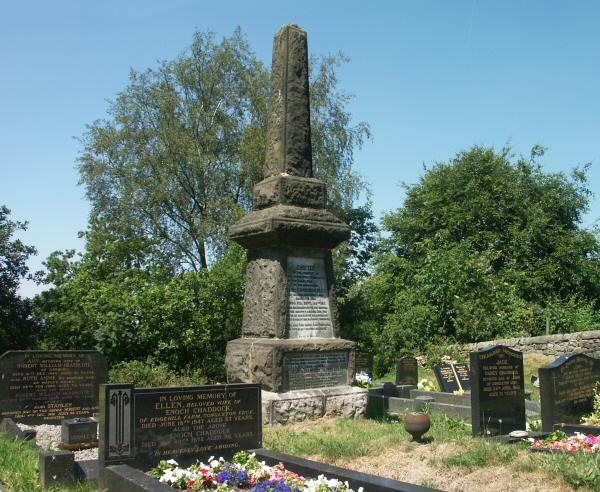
[354,371,372,389]
[528,430,600,453]
[150,451,364,491]
[417,378,435,391]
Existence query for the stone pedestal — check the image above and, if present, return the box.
[226,338,356,392]
[225,24,366,422]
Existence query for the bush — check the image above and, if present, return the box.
[109,359,207,387]
[345,146,600,375]
[36,244,246,382]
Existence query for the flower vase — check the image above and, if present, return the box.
[404,412,431,442]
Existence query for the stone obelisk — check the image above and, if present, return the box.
[225,24,366,424]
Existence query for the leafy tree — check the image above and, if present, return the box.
[35,28,371,379]
[353,146,600,372]
[35,234,245,380]
[0,206,40,352]
[78,29,370,272]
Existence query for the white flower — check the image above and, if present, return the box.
[210,459,220,468]
[166,459,178,466]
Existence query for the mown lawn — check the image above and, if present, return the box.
[264,415,600,491]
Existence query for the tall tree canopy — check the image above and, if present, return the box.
[78,29,370,272]
[0,206,40,352]
[349,146,600,372]
[36,28,371,379]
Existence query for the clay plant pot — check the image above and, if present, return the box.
[403,412,431,441]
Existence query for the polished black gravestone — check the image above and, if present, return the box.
[539,353,600,432]
[434,363,471,393]
[470,345,526,436]
[396,356,418,385]
[355,351,374,377]
[99,383,262,471]
[0,351,108,424]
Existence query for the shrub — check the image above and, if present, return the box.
[109,359,206,387]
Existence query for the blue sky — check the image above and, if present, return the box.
[1,1,599,297]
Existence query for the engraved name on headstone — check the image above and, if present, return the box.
[355,351,374,378]
[470,345,526,436]
[0,350,108,424]
[434,363,471,393]
[99,383,262,470]
[539,354,600,432]
[283,352,348,391]
[287,257,333,338]
[396,356,418,386]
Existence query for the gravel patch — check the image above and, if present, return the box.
[16,423,98,461]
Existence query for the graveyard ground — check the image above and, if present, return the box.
[0,353,594,492]
[1,414,599,491]
[264,416,600,492]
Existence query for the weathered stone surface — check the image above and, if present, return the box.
[264,24,312,178]
[458,330,600,358]
[254,175,326,210]
[225,24,360,414]
[239,248,341,339]
[229,204,350,249]
[325,393,368,418]
[262,387,367,425]
[226,338,355,392]
[242,250,288,337]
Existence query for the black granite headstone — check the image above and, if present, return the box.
[539,353,600,432]
[395,356,418,385]
[470,345,526,436]
[0,351,108,424]
[434,363,471,393]
[355,351,374,377]
[99,383,262,471]
[61,417,98,445]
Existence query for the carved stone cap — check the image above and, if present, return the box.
[253,175,326,210]
[264,24,312,178]
[229,204,350,249]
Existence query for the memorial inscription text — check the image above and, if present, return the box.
[283,352,348,391]
[287,257,332,338]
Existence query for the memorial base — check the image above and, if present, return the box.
[226,338,356,392]
[262,386,368,425]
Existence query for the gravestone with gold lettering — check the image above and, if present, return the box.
[0,350,107,424]
[225,25,365,422]
[99,383,261,470]
[470,345,526,436]
[539,354,600,432]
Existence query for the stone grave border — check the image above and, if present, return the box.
[366,384,540,422]
[0,417,98,488]
[102,448,439,492]
[553,422,600,436]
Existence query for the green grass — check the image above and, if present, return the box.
[537,452,600,491]
[523,353,554,402]
[264,413,470,461]
[0,433,98,492]
[441,439,518,469]
[265,413,600,490]
[264,417,408,460]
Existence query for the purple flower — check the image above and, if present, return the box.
[251,479,302,492]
